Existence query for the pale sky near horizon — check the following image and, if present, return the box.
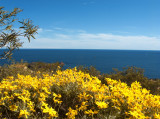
[1,0,160,50]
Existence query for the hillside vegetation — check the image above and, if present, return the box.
[0,62,159,119]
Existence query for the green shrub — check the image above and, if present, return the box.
[0,62,64,81]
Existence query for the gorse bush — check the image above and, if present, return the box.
[101,67,160,95]
[0,62,159,95]
[78,66,160,95]
[0,68,159,119]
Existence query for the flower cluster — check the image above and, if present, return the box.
[0,68,159,118]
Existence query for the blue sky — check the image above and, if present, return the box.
[1,0,160,50]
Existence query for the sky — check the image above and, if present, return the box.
[1,0,160,50]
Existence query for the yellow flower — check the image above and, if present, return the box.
[53,93,62,104]
[53,93,58,97]
[18,109,29,119]
[78,101,88,111]
[9,105,18,111]
[154,113,160,119]
[18,96,30,102]
[4,91,8,95]
[66,107,78,119]
[27,101,35,112]
[95,101,108,109]
[84,109,99,116]
[42,106,58,117]
[129,110,145,119]
[42,87,51,94]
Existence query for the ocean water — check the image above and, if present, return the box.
[0,49,160,79]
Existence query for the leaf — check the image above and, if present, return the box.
[19,27,25,29]
[5,25,12,30]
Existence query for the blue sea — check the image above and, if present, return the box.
[0,49,160,79]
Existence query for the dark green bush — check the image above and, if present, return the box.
[0,63,32,81]
[27,62,64,73]
[77,65,101,77]
[0,62,64,81]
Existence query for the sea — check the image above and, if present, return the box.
[0,49,160,79]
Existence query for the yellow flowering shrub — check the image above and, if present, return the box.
[0,68,159,119]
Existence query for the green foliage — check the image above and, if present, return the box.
[0,62,31,81]
[77,65,101,77]
[100,66,147,85]
[0,7,38,59]
[0,62,63,81]
[27,62,64,73]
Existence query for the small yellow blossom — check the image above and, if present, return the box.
[9,105,18,111]
[18,109,29,119]
[95,101,108,109]
[84,109,99,116]
[154,113,160,119]
[66,107,78,119]
[43,107,58,117]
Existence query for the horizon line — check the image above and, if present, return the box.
[9,48,160,51]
